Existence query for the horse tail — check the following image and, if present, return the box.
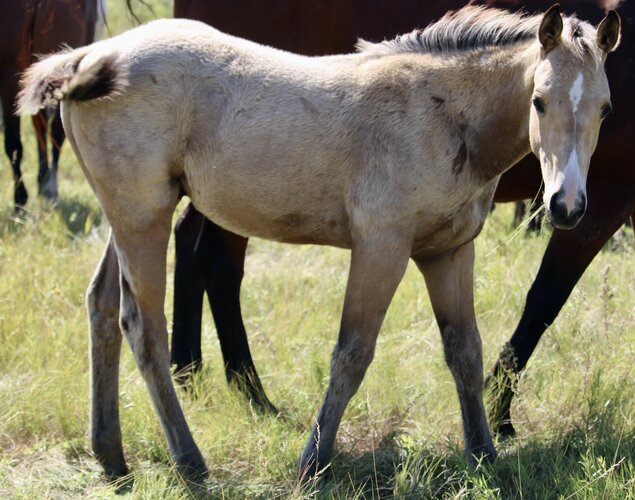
[17,48,127,115]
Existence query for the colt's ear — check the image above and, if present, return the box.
[539,4,563,53]
[597,10,621,53]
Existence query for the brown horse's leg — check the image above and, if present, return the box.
[195,218,276,412]
[486,186,635,437]
[526,198,544,232]
[45,106,65,200]
[300,235,410,479]
[86,233,128,478]
[172,203,206,377]
[513,201,526,228]
[415,241,496,463]
[2,89,27,208]
[172,203,275,411]
[32,110,51,198]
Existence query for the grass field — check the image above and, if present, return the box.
[1,1,634,498]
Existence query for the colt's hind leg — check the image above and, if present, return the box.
[87,233,127,478]
[300,236,410,479]
[415,242,496,463]
[113,207,206,476]
[196,218,276,412]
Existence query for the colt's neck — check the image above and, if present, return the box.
[442,42,540,184]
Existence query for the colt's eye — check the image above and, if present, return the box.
[533,96,546,114]
[601,103,612,119]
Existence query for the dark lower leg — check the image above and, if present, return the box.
[32,111,50,197]
[300,238,410,479]
[196,219,276,411]
[46,107,65,200]
[417,242,495,462]
[87,237,128,478]
[442,324,495,460]
[301,338,375,477]
[115,217,207,477]
[526,197,544,232]
[487,197,631,436]
[487,265,588,436]
[171,203,205,377]
[3,101,26,208]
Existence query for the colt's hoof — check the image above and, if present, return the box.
[298,448,330,483]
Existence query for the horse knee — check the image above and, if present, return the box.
[119,275,168,371]
[441,324,484,389]
[330,337,375,393]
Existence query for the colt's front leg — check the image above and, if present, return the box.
[300,236,410,480]
[415,242,496,462]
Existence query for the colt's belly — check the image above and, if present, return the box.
[185,165,352,247]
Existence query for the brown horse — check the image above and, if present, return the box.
[1,0,101,207]
[171,0,634,436]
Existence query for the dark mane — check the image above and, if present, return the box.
[356,5,598,62]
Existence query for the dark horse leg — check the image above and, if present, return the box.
[49,107,65,199]
[45,106,64,200]
[487,184,635,437]
[32,106,64,200]
[172,203,206,375]
[513,199,543,232]
[2,85,27,208]
[172,203,276,412]
[32,109,50,198]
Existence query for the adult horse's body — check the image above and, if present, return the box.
[1,0,101,207]
[171,0,635,436]
[19,6,618,478]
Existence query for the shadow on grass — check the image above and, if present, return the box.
[53,197,102,236]
[282,394,635,499]
[0,197,102,238]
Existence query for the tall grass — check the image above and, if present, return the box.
[0,1,633,497]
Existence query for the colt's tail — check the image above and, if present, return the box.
[18,47,127,115]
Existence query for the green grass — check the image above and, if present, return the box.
[0,1,634,497]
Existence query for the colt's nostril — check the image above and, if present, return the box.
[549,191,567,220]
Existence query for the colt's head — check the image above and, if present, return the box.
[529,5,620,229]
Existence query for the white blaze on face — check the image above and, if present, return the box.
[546,71,586,214]
[569,72,584,114]
[560,148,583,211]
